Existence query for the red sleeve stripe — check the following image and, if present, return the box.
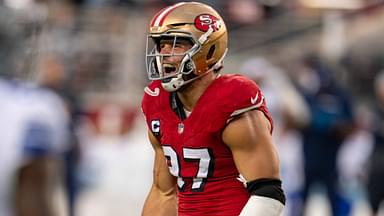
[151,2,186,27]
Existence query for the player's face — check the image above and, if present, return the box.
[158,37,193,77]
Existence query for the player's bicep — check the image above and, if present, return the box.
[222,110,280,181]
[147,131,176,194]
[224,112,286,215]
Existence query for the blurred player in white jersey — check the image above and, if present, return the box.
[0,6,70,216]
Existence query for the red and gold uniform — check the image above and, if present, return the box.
[141,74,273,215]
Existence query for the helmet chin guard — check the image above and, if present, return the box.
[161,73,185,92]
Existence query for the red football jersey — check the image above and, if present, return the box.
[141,74,273,216]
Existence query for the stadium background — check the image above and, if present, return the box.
[1,0,384,215]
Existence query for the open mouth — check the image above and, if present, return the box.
[163,63,177,75]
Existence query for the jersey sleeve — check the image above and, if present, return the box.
[141,81,163,135]
[221,75,273,132]
[22,89,70,158]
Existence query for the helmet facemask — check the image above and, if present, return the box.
[146,31,202,92]
[145,2,228,92]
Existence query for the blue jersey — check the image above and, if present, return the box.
[0,78,69,216]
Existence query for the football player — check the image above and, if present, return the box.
[141,2,285,215]
[0,7,70,216]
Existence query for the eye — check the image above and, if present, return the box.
[174,43,184,49]
[159,43,166,49]
[157,37,193,52]
[158,38,174,49]
[175,38,193,48]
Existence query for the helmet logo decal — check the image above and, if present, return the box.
[194,14,221,32]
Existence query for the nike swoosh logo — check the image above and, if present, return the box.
[144,87,160,96]
[251,93,264,107]
[251,93,259,104]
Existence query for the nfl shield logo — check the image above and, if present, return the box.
[177,122,184,134]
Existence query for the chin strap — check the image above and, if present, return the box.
[162,74,185,92]
[198,26,214,44]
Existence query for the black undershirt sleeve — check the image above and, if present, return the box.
[246,178,286,205]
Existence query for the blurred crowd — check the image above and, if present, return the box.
[1,0,384,216]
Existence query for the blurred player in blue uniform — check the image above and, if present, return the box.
[0,6,70,216]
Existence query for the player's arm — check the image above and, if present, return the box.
[142,130,177,216]
[14,118,66,216]
[223,109,285,215]
[15,157,59,216]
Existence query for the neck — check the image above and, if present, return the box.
[177,72,218,111]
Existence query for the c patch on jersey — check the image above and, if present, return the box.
[151,119,160,135]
